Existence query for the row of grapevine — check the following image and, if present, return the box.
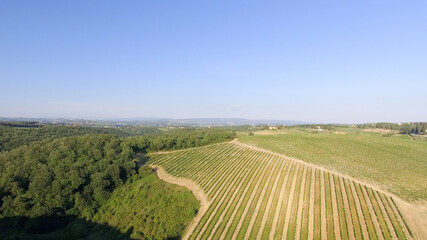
[148,141,412,240]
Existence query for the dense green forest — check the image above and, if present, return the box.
[0,123,128,151]
[0,123,235,239]
[124,128,236,153]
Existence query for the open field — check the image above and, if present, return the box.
[239,128,427,201]
[147,140,416,239]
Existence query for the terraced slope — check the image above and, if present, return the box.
[148,141,413,240]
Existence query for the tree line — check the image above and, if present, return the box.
[0,125,235,238]
[357,122,427,134]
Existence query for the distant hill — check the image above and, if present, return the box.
[0,117,311,127]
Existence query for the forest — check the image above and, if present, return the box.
[0,122,235,239]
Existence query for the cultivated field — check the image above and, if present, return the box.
[148,140,414,239]
[239,129,427,201]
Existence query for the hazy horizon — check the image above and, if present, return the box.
[1,1,426,123]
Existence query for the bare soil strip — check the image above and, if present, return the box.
[151,165,211,240]
[361,185,385,240]
[195,150,257,239]
[282,164,302,238]
[207,152,268,240]
[204,146,249,195]
[387,197,413,239]
[339,176,355,240]
[233,140,397,198]
[243,156,282,240]
[349,180,370,240]
[219,153,273,240]
[234,139,426,239]
[294,166,308,239]
[269,162,295,240]
[330,173,342,240]
[320,170,328,240]
[205,155,258,240]
[255,157,287,240]
[231,153,277,239]
[308,167,316,240]
[373,191,398,239]
[203,147,251,196]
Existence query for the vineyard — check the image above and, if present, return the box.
[148,140,413,240]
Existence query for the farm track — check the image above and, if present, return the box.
[147,140,416,239]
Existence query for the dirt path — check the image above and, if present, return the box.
[330,173,342,240]
[339,176,356,240]
[233,139,426,239]
[282,164,301,238]
[320,171,327,240]
[233,139,393,197]
[150,165,211,240]
[294,165,308,239]
[269,162,295,240]
[308,168,316,240]
[387,197,414,239]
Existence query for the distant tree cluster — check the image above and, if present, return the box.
[124,128,236,153]
[118,125,161,136]
[0,121,40,128]
[357,122,427,134]
[0,123,129,152]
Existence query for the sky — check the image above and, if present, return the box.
[1,1,426,123]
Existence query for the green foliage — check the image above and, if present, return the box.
[356,122,427,135]
[138,166,154,176]
[0,126,234,239]
[93,173,199,240]
[0,134,136,220]
[382,132,394,137]
[239,129,427,200]
[248,132,254,136]
[0,123,129,151]
[125,128,236,153]
[119,126,161,136]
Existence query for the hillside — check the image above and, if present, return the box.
[148,140,416,239]
[239,129,427,201]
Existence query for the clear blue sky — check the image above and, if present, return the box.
[1,1,426,123]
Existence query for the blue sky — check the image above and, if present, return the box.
[1,1,426,123]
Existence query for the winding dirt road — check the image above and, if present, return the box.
[150,165,211,240]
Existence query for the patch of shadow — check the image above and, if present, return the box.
[0,215,132,240]
[134,152,151,167]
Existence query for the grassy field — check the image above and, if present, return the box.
[148,141,412,239]
[93,173,199,240]
[239,128,427,201]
